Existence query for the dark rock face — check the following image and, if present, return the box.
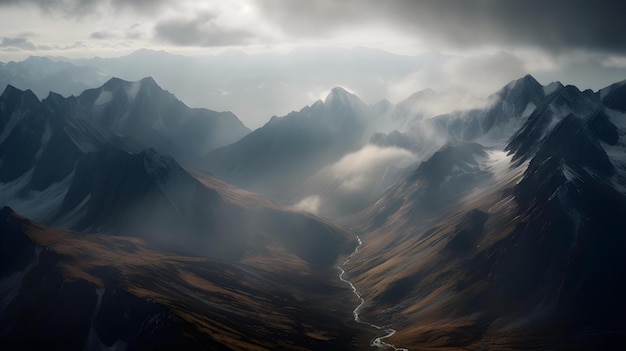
[0,85,40,132]
[0,78,249,183]
[406,143,490,212]
[0,83,355,269]
[585,109,620,145]
[0,207,36,277]
[29,129,85,191]
[474,94,626,345]
[74,77,250,165]
[601,80,626,112]
[0,86,119,191]
[349,76,626,349]
[514,115,615,208]
[445,209,489,253]
[481,74,546,132]
[362,142,490,230]
[506,85,601,164]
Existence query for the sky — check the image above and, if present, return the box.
[1,0,626,128]
[0,0,625,59]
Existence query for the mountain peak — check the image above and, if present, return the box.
[505,74,542,91]
[324,87,366,110]
[100,76,163,96]
[140,76,157,85]
[102,77,131,89]
[521,73,539,83]
[325,86,355,101]
[1,85,39,104]
[44,91,66,101]
[22,56,53,65]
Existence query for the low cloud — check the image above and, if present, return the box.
[389,51,527,102]
[289,195,321,215]
[330,145,415,193]
[90,23,144,41]
[0,37,36,50]
[292,144,416,217]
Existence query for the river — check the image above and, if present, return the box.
[337,236,408,351]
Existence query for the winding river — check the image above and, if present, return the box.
[337,236,408,351]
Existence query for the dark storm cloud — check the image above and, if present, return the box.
[257,0,626,53]
[0,37,37,50]
[90,31,111,40]
[90,24,144,41]
[154,12,256,47]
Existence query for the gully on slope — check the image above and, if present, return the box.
[337,236,409,351]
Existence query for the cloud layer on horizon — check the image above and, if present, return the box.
[0,0,624,55]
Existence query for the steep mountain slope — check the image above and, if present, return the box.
[75,77,250,165]
[600,79,626,112]
[342,79,626,350]
[0,78,249,177]
[0,84,354,267]
[506,84,600,163]
[0,82,369,350]
[0,208,368,350]
[205,87,372,200]
[432,74,549,144]
[0,86,122,188]
[369,75,549,153]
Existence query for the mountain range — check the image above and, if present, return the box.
[0,77,370,349]
[346,76,626,349]
[1,69,625,350]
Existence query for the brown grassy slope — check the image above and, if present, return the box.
[1,209,372,350]
[342,164,541,349]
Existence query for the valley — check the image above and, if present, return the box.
[1,61,625,350]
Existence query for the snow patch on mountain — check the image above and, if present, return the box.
[54,194,91,228]
[94,90,113,105]
[561,164,582,182]
[543,82,563,95]
[521,102,536,118]
[604,108,626,129]
[289,195,322,215]
[127,80,141,99]
[0,170,73,222]
[484,150,516,180]
[603,139,626,193]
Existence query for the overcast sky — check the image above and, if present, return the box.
[1,0,625,57]
[1,0,626,127]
